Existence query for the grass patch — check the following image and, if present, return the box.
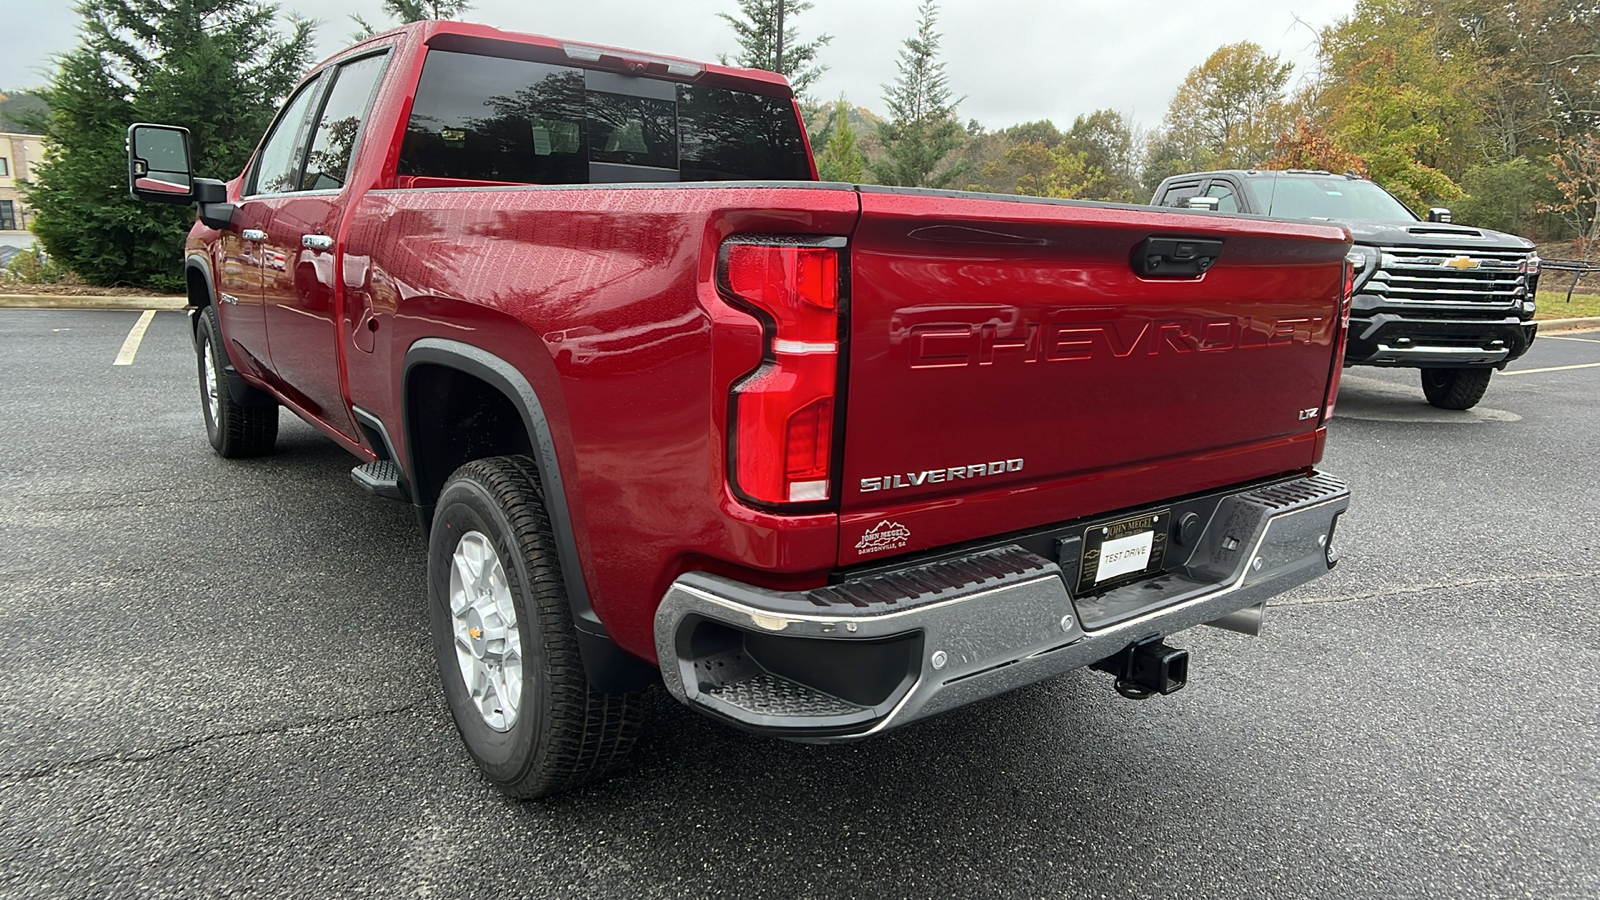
[1536,289,1600,320]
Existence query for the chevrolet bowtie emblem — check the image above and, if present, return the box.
[469,626,482,640]
[1445,256,1480,270]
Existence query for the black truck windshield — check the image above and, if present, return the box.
[399,50,812,185]
[1248,174,1417,222]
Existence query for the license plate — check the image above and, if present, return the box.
[1077,510,1170,594]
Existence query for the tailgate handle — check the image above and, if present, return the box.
[1133,237,1222,278]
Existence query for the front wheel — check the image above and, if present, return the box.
[196,305,278,457]
[1420,367,1493,410]
[428,456,643,798]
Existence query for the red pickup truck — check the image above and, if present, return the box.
[129,20,1352,797]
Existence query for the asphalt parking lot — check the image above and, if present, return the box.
[1,308,1596,899]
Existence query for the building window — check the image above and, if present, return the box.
[0,201,16,231]
[0,157,9,176]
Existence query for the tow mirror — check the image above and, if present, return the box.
[127,123,236,229]
[128,124,195,203]
[1184,196,1221,212]
[1427,207,1453,223]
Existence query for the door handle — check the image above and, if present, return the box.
[241,228,267,242]
[302,234,334,252]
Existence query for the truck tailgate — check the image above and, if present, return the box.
[839,188,1350,563]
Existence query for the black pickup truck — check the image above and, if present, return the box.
[1152,169,1540,410]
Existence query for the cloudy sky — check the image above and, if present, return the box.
[4,0,1357,133]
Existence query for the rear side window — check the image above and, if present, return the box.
[1158,181,1202,208]
[398,49,811,185]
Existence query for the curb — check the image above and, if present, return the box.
[1537,316,1600,333]
[0,294,188,311]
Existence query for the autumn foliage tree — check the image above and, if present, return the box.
[1265,118,1369,176]
[1152,42,1294,173]
[1542,135,1600,251]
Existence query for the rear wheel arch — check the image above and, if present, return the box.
[401,339,656,691]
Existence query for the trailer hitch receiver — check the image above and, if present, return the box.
[1093,637,1189,699]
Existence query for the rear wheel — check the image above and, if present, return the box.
[196,305,277,457]
[428,455,643,798]
[1420,367,1493,410]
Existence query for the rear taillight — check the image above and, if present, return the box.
[1323,254,1357,420]
[719,238,845,507]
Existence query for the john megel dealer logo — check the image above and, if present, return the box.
[855,520,911,555]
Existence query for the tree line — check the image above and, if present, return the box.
[15,0,1600,290]
[765,0,1600,243]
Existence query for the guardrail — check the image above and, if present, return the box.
[1542,258,1600,303]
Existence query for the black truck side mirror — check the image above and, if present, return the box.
[1427,207,1453,223]
[128,123,195,203]
[127,123,236,229]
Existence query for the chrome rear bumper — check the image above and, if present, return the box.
[655,472,1350,741]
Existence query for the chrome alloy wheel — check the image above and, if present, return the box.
[202,338,221,425]
[448,531,524,732]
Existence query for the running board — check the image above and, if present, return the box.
[351,460,408,502]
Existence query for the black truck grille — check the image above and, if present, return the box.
[1366,246,1535,306]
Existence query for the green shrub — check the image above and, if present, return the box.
[2,244,65,284]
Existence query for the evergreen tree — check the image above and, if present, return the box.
[718,0,832,97]
[25,0,313,290]
[817,95,867,183]
[872,1,965,188]
[351,0,472,39]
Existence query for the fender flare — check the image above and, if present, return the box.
[401,338,656,692]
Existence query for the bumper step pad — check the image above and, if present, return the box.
[704,672,866,718]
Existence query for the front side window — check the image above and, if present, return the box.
[250,75,326,196]
[398,49,811,185]
[1205,181,1238,213]
[301,52,390,191]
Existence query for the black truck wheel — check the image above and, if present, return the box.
[196,305,278,457]
[427,455,643,798]
[1420,367,1493,410]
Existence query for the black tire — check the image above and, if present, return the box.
[428,455,643,798]
[196,305,278,457]
[1420,367,1493,410]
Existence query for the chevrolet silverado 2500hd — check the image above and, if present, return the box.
[1153,169,1540,410]
[129,20,1353,797]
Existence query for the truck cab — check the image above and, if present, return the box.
[1152,169,1540,410]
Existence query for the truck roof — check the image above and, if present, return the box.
[340,20,794,96]
[1164,169,1368,182]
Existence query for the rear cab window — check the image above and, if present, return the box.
[398,49,812,186]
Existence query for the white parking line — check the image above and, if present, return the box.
[113,310,158,366]
[1502,362,1600,376]
[1541,334,1600,344]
